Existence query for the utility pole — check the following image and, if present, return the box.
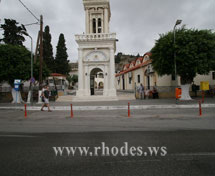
[39,15,43,90]
[34,31,40,64]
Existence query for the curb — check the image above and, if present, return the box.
[0,104,215,111]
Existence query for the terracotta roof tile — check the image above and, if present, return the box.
[50,73,66,77]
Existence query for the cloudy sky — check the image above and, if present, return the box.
[0,0,214,62]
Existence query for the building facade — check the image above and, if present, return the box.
[115,53,215,98]
[75,0,117,100]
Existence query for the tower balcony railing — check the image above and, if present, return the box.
[75,33,116,41]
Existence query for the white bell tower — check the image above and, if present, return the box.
[84,0,111,34]
[75,0,117,101]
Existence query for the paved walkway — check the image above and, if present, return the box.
[57,91,136,102]
[0,97,214,111]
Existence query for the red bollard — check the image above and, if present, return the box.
[128,102,130,117]
[71,104,74,118]
[24,104,27,118]
[199,101,202,116]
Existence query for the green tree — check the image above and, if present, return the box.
[43,25,55,73]
[0,19,27,46]
[136,53,140,58]
[66,75,72,88]
[0,44,31,86]
[33,60,51,83]
[151,28,215,99]
[0,44,50,86]
[55,33,70,75]
[115,52,122,64]
[71,75,78,85]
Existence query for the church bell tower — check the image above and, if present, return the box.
[75,0,117,100]
[84,0,111,34]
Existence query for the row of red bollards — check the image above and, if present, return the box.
[71,104,74,118]
[128,102,130,117]
[24,103,132,118]
[24,101,203,118]
[199,100,202,116]
[24,104,27,118]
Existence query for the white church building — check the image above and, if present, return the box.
[74,0,118,101]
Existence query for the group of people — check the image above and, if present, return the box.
[138,84,159,99]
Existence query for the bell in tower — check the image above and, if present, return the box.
[84,0,111,34]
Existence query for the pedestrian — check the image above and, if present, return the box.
[145,88,150,99]
[41,85,52,112]
[152,86,159,99]
[139,83,145,99]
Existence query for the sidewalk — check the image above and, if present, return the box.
[0,98,214,111]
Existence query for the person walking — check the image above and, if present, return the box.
[139,83,145,99]
[41,86,52,112]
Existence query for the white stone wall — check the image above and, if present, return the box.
[157,74,172,87]
[194,72,215,85]
[133,68,144,88]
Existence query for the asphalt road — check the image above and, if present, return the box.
[0,104,215,176]
[0,130,215,176]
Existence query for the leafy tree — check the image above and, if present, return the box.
[0,44,31,86]
[71,75,78,84]
[66,75,78,88]
[0,19,27,46]
[66,75,72,87]
[115,52,122,64]
[0,44,50,103]
[0,44,50,86]
[55,33,70,75]
[151,28,215,99]
[43,25,55,73]
[33,60,51,83]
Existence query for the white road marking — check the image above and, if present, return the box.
[0,135,37,138]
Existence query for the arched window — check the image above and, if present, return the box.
[98,18,102,33]
[93,18,96,33]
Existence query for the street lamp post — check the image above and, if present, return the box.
[173,19,182,87]
[26,33,34,104]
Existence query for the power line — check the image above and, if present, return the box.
[17,0,39,22]
[24,22,39,27]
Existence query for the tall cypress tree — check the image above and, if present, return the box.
[43,25,55,73]
[55,33,70,75]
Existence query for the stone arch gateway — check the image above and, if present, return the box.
[75,0,118,101]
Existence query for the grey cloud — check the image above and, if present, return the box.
[0,0,214,62]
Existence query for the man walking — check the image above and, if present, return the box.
[41,86,52,112]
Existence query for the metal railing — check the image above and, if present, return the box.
[75,33,116,41]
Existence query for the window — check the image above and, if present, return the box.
[93,19,96,33]
[137,75,140,83]
[98,18,102,33]
[129,77,132,84]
